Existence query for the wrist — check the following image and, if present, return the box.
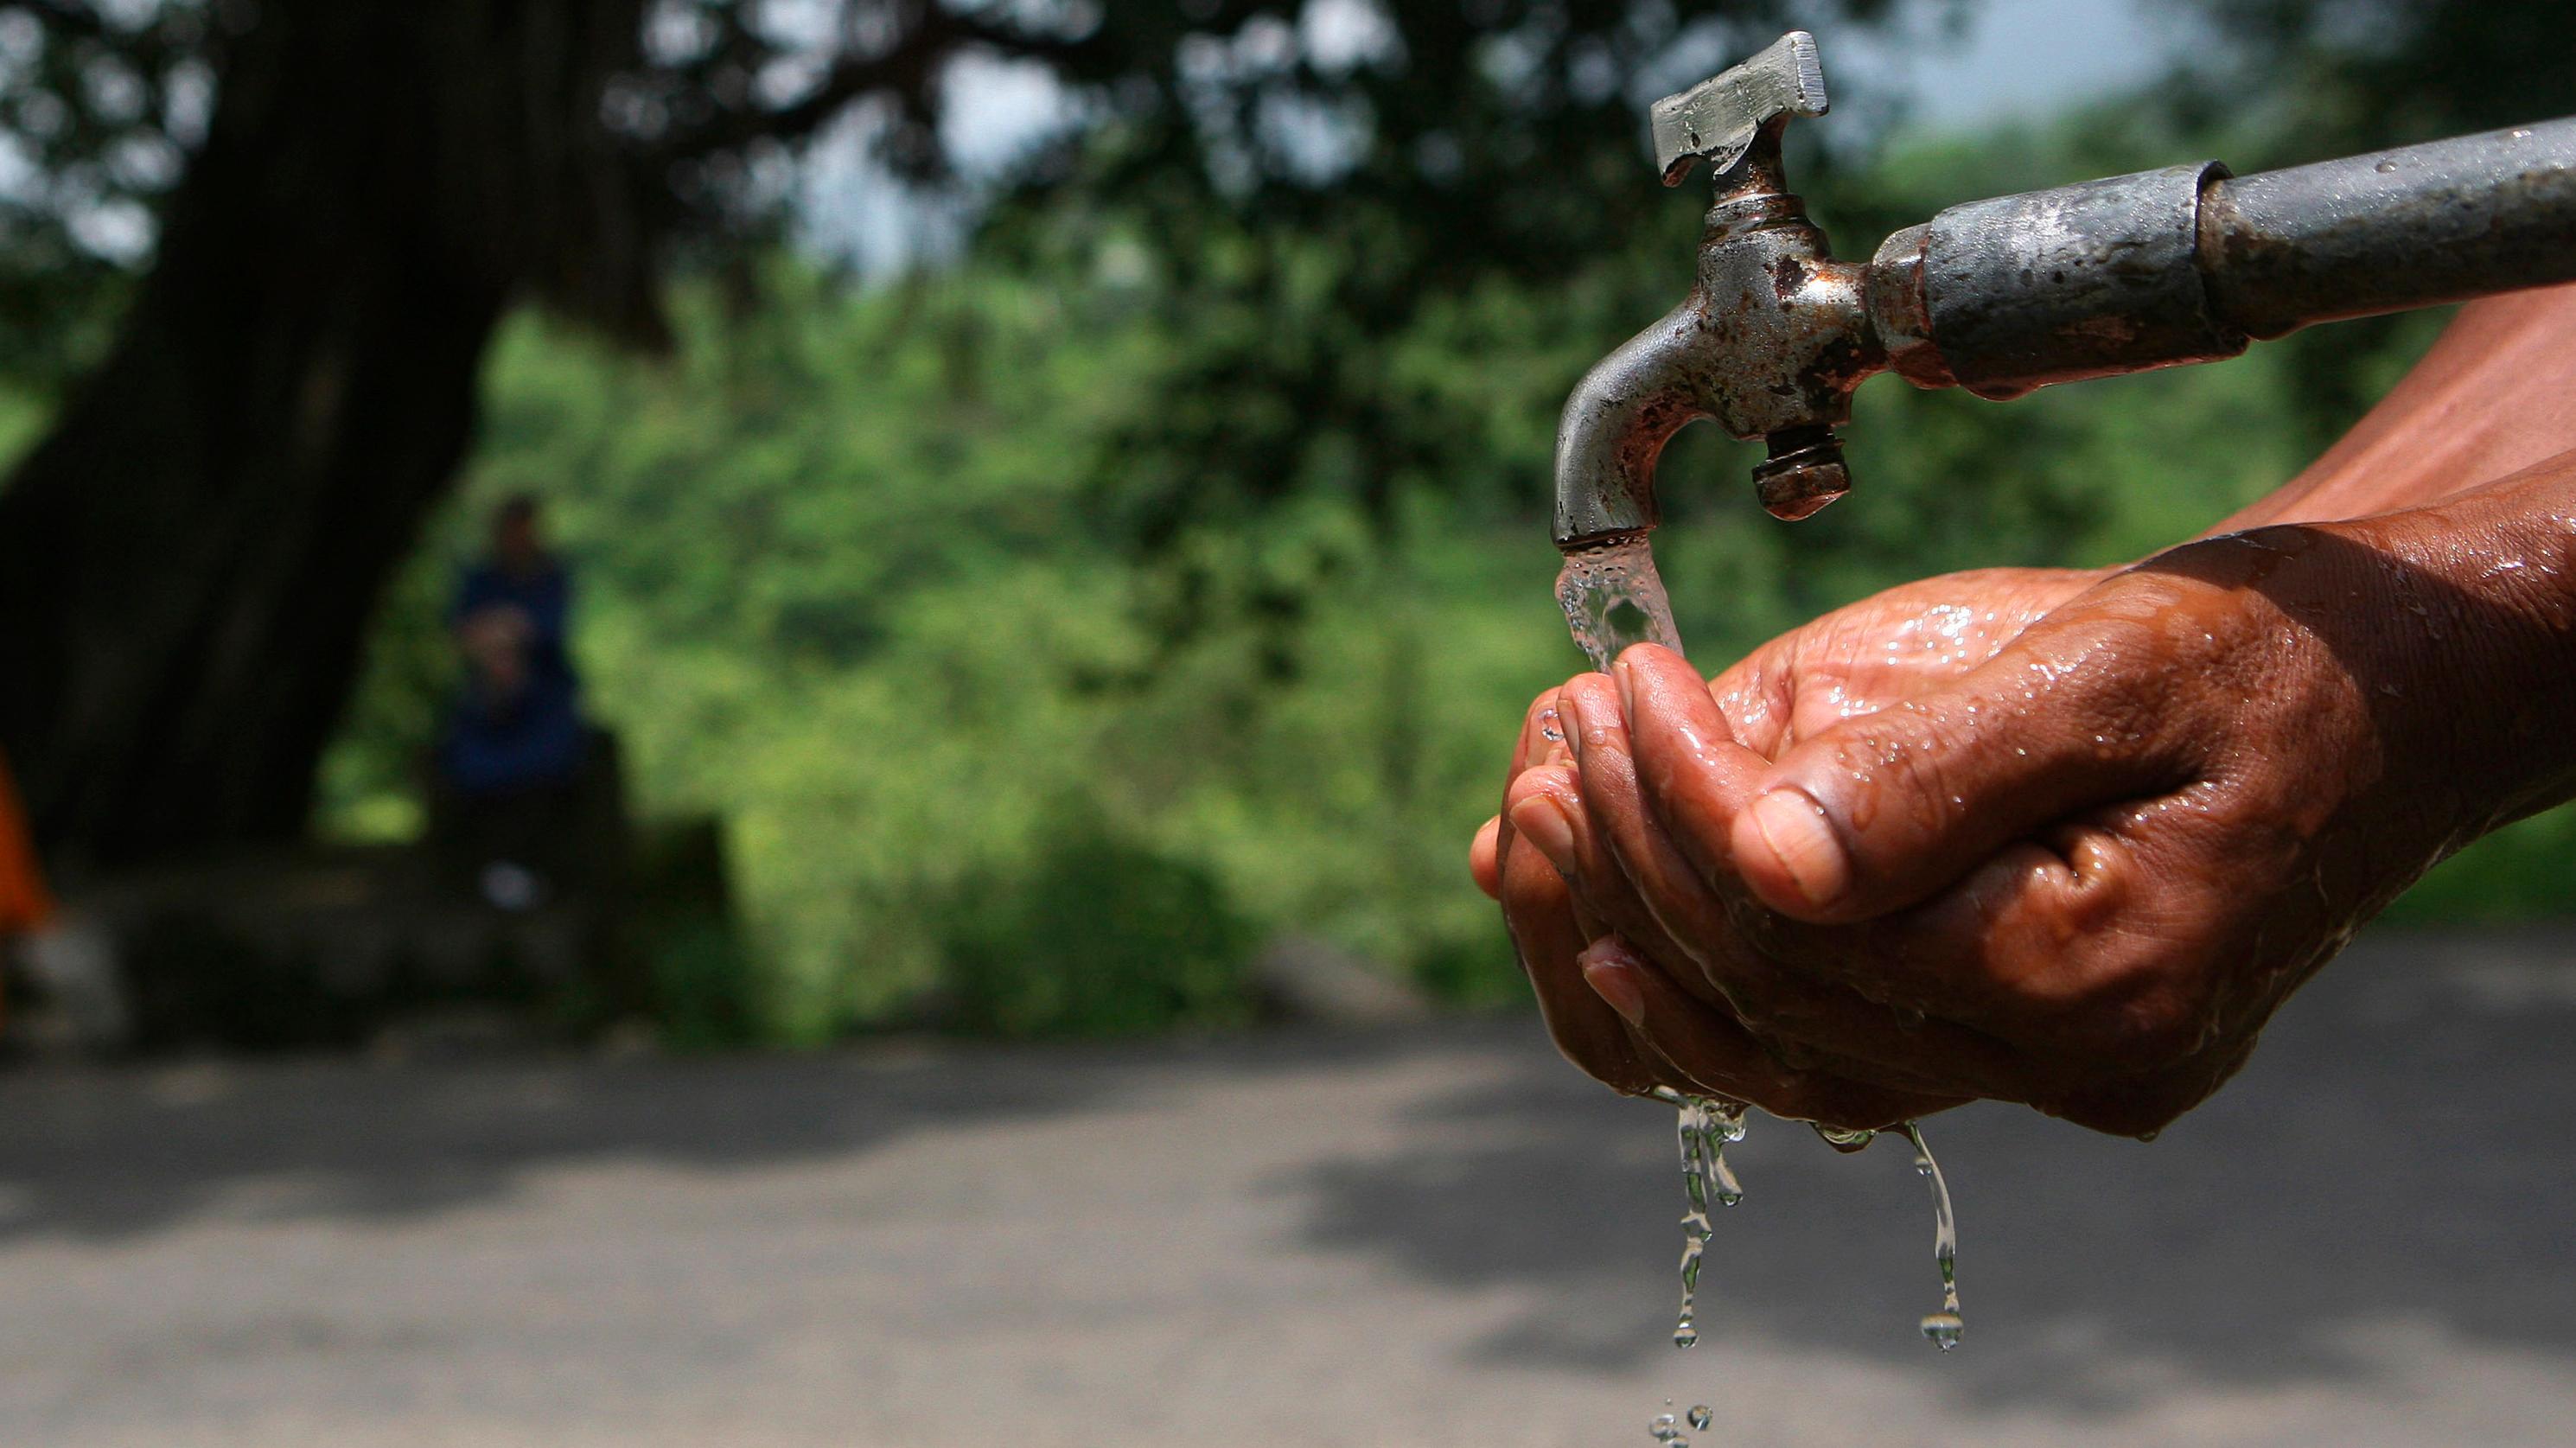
[2325,455,2576,839]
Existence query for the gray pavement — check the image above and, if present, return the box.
[3,928,2576,1446]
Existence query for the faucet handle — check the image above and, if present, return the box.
[1650,30,1828,186]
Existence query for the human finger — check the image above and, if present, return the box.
[1470,815,1503,900]
[1500,821,1662,1096]
[1578,936,1964,1131]
[1546,690,2043,1100]
[1608,644,1773,887]
[1731,614,2197,924]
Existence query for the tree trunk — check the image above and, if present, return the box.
[0,0,651,877]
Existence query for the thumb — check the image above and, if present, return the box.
[1730,629,2186,923]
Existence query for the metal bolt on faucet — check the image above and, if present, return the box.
[1554,29,2576,548]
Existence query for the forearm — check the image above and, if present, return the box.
[2319,450,2576,838]
[2216,282,2576,533]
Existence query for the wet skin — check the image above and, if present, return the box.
[1474,286,2576,1137]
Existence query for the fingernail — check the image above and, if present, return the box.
[1508,794,1577,875]
[1612,657,1636,720]
[1581,957,1647,1027]
[1744,787,1851,909]
[1557,691,1585,757]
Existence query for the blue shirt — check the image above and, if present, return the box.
[440,559,586,796]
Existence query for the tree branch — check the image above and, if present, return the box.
[654,9,1111,163]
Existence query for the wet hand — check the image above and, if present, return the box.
[1473,568,2103,1130]
[1517,482,2576,1137]
[1475,688,1961,1132]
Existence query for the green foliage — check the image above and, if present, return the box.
[625,817,761,1049]
[639,909,762,1049]
[2384,809,2576,927]
[936,805,1257,1038]
[328,257,1573,1039]
[321,76,2575,1045]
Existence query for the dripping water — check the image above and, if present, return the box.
[1907,1121,1965,1350]
[1648,1085,1744,1349]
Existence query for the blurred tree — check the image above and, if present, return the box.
[0,0,1115,871]
[309,3,2574,1040]
[8,0,2564,883]
[0,0,1904,874]
[2179,0,2576,449]
[2188,0,2574,152]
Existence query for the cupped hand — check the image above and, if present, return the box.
[1495,494,2576,1137]
[1471,566,2103,1130]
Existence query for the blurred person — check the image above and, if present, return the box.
[437,495,590,909]
[0,747,124,1046]
[0,743,52,1027]
[1476,284,2576,1139]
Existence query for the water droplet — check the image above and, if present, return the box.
[1688,1407,1713,1431]
[1650,1413,1680,1440]
[1920,1311,1965,1350]
[2375,157,2398,173]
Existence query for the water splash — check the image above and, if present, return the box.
[1558,535,1683,673]
[1906,1121,1964,1350]
[1649,1085,1744,1349]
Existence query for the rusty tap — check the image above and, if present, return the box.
[1553,31,1876,543]
[1554,30,2576,550]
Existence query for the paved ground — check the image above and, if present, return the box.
[3,928,2576,1446]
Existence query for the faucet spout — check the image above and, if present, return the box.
[1551,301,1714,549]
[1551,34,1884,550]
[1551,132,1883,549]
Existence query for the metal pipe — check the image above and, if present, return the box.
[1900,118,2576,400]
[1554,30,2576,543]
[1898,161,2245,400]
[2201,118,2576,341]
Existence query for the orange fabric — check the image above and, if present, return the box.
[0,748,54,935]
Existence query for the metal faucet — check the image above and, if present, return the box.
[1555,30,2576,548]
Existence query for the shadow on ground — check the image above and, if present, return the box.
[0,1039,1153,1240]
[0,1017,1530,1242]
[3,927,2571,1425]
[1285,928,2576,1416]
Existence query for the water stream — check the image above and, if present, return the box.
[1557,531,1966,1373]
[1908,1123,1965,1350]
[1557,535,1685,673]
